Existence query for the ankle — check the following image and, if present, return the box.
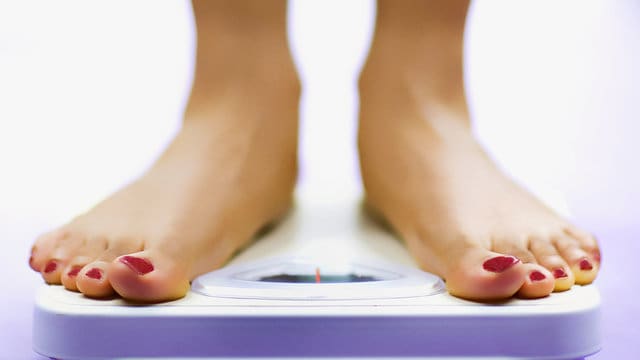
[184,56,300,122]
[190,0,297,88]
[187,2,300,117]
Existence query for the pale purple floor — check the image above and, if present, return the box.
[2,220,637,359]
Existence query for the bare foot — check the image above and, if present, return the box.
[28,0,300,302]
[358,0,600,301]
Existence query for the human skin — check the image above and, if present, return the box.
[29,0,300,302]
[29,0,600,302]
[358,0,599,300]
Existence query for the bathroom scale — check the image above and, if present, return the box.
[33,190,601,360]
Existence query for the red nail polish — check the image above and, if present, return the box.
[579,258,593,271]
[120,256,154,275]
[86,268,103,280]
[67,266,82,277]
[44,260,58,273]
[553,268,568,279]
[529,271,546,282]
[483,256,520,273]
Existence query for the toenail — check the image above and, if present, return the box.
[579,258,593,271]
[553,268,568,279]
[119,256,154,275]
[482,256,520,273]
[67,266,82,277]
[44,260,58,273]
[529,271,546,282]
[86,268,103,280]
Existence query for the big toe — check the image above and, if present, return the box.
[108,250,190,302]
[444,248,527,301]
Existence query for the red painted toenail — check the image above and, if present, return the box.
[553,268,568,279]
[67,266,82,277]
[86,268,103,280]
[579,258,593,271]
[44,261,57,273]
[483,256,520,273]
[529,271,546,282]
[120,256,154,275]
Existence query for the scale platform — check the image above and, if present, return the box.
[33,192,601,359]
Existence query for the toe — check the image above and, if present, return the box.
[76,261,115,298]
[60,238,109,291]
[573,257,598,285]
[553,235,598,285]
[529,236,575,291]
[38,231,84,284]
[75,236,142,298]
[108,250,190,302]
[61,256,94,292]
[30,229,65,272]
[565,227,601,264]
[492,237,555,298]
[515,263,555,298]
[40,259,65,284]
[445,247,527,301]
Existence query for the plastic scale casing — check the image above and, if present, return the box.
[33,192,601,359]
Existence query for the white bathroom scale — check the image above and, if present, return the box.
[33,191,601,360]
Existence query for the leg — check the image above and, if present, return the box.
[359,0,600,300]
[29,0,300,302]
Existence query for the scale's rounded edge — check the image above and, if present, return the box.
[32,284,602,360]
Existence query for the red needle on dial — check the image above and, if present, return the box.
[315,267,321,283]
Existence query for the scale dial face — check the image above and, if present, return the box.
[192,257,445,300]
